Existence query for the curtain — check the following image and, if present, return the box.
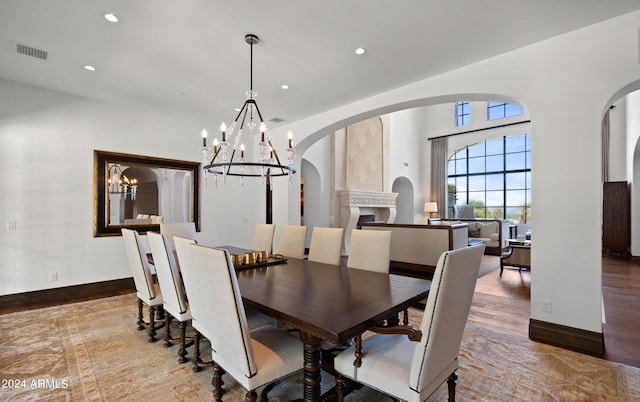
[602,109,610,183]
[430,137,447,218]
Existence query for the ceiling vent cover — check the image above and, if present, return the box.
[16,42,48,60]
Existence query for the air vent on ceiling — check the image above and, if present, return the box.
[15,42,48,61]
[269,117,284,123]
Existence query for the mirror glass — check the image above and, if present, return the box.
[94,150,200,237]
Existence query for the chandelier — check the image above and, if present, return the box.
[199,34,296,186]
[107,164,137,200]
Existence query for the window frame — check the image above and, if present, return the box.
[455,101,470,126]
[487,101,523,121]
[447,134,531,223]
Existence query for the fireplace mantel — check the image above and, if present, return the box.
[337,190,397,254]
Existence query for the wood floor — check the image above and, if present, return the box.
[471,254,640,368]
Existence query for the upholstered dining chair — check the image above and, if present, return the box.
[181,243,304,401]
[334,243,485,402]
[121,228,164,343]
[272,224,307,259]
[250,223,275,253]
[347,229,392,273]
[160,222,196,250]
[173,236,275,373]
[147,231,192,363]
[307,227,344,266]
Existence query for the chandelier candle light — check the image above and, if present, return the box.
[199,34,296,187]
[107,164,137,200]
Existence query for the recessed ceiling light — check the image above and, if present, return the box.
[104,13,119,23]
[355,47,366,55]
[281,84,290,90]
[84,65,96,71]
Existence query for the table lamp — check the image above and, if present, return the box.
[424,202,439,218]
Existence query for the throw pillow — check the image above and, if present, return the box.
[478,221,498,238]
[469,228,481,238]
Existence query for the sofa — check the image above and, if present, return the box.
[431,218,510,255]
[361,222,469,277]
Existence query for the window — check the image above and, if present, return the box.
[447,134,531,223]
[487,101,523,120]
[455,101,470,126]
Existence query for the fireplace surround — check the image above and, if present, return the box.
[337,190,397,254]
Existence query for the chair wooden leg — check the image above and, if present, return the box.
[164,314,173,347]
[178,321,189,363]
[447,371,457,402]
[136,298,145,330]
[148,305,158,343]
[335,374,346,402]
[192,328,203,372]
[212,363,224,402]
[244,390,257,402]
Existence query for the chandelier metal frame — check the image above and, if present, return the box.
[200,34,296,179]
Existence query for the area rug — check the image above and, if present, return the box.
[1,294,638,401]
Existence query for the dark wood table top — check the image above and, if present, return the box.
[237,258,431,346]
[148,245,286,270]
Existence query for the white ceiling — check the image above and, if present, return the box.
[1,1,639,129]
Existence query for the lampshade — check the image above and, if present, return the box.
[424,202,438,213]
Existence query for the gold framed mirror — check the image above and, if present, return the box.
[93,150,200,237]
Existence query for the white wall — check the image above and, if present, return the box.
[389,108,426,223]
[627,91,640,255]
[607,98,627,182]
[269,10,640,334]
[0,79,263,295]
[299,134,332,246]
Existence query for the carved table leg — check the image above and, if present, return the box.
[386,312,400,327]
[300,331,322,402]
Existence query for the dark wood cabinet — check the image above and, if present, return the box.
[602,181,630,257]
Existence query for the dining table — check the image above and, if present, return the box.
[236,257,431,402]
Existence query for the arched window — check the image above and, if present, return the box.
[447,134,531,223]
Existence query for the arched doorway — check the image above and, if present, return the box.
[392,176,414,224]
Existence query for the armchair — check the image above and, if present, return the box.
[121,228,164,343]
[334,243,485,402]
[147,231,192,363]
[308,227,344,266]
[181,243,303,401]
[500,244,531,276]
[272,225,307,259]
[251,223,275,253]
